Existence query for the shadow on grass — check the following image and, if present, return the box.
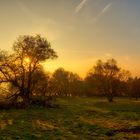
[114,126,140,134]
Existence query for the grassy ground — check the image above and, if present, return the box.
[0,97,140,140]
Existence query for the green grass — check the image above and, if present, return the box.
[0,97,140,140]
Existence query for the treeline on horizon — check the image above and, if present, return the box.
[0,35,140,109]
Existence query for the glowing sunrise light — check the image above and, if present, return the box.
[24,57,30,63]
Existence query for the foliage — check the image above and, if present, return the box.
[0,34,139,106]
[50,68,84,97]
[85,59,131,102]
[128,77,140,100]
[0,35,57,106]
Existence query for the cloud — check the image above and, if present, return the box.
[91,3,112,23]
[102,3,112,13]
[75,0,88,14]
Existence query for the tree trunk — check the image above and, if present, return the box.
[23,94,30,106]
[108,97,114,102]
[107,94,114,102]
[22,89,30,106]
[135,96,138,100]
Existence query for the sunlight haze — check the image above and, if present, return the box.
[0,0,140,77]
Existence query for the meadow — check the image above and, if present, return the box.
[0,97,140,140]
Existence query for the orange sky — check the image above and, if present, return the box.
[0,0,140,78]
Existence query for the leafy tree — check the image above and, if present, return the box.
[0,35,57,106]
[86,59,130,102]
[51,68,83,97]
[129,77,140,100]
[30,67,50,97]
[68,72,84,97]
[85,74,102,97]
[51,68,69,96]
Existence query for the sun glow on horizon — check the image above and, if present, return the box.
[0,0,140,77]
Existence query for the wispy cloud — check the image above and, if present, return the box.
[91,3,112,23]
[75,0,88,14]
[102,3,112,14]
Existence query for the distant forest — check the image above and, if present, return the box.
[0,35,139,109]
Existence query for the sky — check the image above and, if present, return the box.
[0,0,140,77]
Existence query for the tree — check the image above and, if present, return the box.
[68,72,84,97]
[51,68,69,96]
[0,35,57,106]
[85,73,102,97]
[30,67,50,98]
[129,77,140,100]
[50,68,84,97]
[86,59,130,102]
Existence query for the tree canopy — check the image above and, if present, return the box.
[86,59,131,102]
[0,35,57,106]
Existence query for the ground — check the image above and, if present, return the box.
[0,97,140,140]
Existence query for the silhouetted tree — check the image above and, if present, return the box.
[51,68,69,96]
[86,59,130,102]
[31,67,50,97]
[129,77,140,100]
[0,35,57,106]
[68,72,84,97]
[50,68,84,97]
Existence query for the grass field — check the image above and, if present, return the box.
[0,97,140,140]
